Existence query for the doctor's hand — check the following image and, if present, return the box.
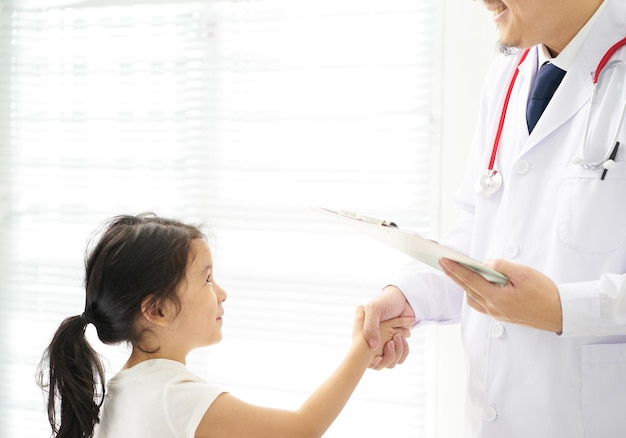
[363,286,416,370]
[439,258,563,334]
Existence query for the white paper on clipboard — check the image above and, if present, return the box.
[315,207,508,286]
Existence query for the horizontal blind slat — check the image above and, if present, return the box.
[0,1,439,437]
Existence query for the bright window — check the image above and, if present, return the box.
[0,1,441,436]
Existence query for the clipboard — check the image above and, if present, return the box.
[315,207,508,285]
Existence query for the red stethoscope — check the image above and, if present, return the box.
[475,36,626,197]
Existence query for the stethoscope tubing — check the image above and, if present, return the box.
[487,36,626,174]
[593,36,626,84]
[580,36,626,170]
[486,49,530,173]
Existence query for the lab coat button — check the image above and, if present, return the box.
[492,323,506,338]
[483,407,497,422]
[515,160,530,174]
[504,243,519,258]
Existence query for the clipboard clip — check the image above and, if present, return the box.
[338,210,398,228]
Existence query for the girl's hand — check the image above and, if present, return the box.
[352,305,412,357]
[363,286,415,368]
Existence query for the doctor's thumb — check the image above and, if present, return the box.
[484,258,516,279]
[362,307,382,350]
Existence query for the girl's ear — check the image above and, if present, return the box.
[140,295,175,327]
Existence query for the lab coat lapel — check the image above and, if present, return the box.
[520,0,625,153]
[522,56,592,149]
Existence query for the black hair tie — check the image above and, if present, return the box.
[80,312,91,326]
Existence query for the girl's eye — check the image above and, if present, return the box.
[206,274,212,284]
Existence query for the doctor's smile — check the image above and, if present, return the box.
[487,3,508,18]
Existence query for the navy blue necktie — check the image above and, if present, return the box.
[526,62,566,133]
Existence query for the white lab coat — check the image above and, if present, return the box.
[394,1,626,437]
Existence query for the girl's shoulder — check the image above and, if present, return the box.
[109,358,212,391]
[98,359,223,437]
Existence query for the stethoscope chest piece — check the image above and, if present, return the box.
[475,169,502,197]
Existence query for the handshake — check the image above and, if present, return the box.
[353,286,416,370]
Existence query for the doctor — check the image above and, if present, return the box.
[363,0,626,437]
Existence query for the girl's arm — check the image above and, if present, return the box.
[195,306,412,438]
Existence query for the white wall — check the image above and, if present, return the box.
[436,1,498,437]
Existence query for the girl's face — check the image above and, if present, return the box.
[175,238,227,350]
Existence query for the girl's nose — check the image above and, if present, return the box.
[215,282,227,302]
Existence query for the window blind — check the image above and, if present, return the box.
[0,1,441,437]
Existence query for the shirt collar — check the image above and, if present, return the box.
[538,0,608,71]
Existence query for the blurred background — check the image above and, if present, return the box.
[0,0,496,436]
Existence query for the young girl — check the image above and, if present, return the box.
[38,213,412,438]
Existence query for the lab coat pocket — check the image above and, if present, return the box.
[581,343,626,437]
[557,163,626,252]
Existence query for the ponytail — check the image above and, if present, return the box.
[37,213,206,437]
[37,315,106,438]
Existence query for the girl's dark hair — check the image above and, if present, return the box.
[37,213,205,438]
